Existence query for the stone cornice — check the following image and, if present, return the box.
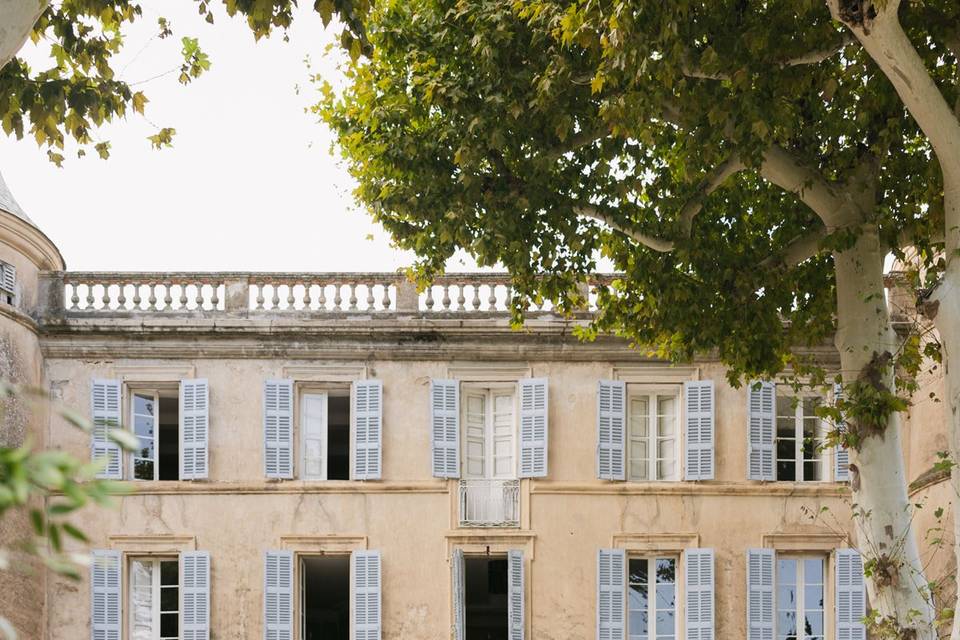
[0,210,64,270]
[0,301,39,335]
[37,315,842,364]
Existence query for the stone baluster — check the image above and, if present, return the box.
[101,283,111,310]
[85,284,95,310]
[287,285,296,310]
[349,283,358,311]
[117,283,127,310]
[163,282,173,311]
[303,283,312,310]
[318,284,327,311]
[70,282,80,310]
[381,284,391,310]
[487,285,497,311]
[271,285,280,311]
[255,284,265,310]
[456,286,466,311]
[425,286,435,310]
[442,284,451,310]
[179,284,188,309]
[132,283,142,309]
[472,284,481,310]
[148,283,158,311]
[366,285,375,310]
[333,284,343,310]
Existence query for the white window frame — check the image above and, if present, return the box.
[775,390,829,482]
[775,554,827,640]
[627,554,679,640]
[299,392,329,481]
[460,383,518,480]
[128,556,180,640]
[295,384,351,481]
[127,385,178,482]
[626,384,682,481]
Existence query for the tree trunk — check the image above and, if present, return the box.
[834,224,937,637]
[0,0,46,70]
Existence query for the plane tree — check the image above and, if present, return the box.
[318,1,953,635]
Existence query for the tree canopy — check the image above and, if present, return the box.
[0,0,370,164]
[318,0,951,383]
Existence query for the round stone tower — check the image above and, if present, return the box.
[0,170,65,638]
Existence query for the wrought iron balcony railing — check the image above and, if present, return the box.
[458,479,520,528]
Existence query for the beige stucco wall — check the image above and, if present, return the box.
[41,353,857,639]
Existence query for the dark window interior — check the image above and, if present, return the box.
[158,397,179,480]
[328,395,350,480]
[465,557,508,640]
[302,555,350,640]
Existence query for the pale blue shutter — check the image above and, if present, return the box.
[685,549,715,640]
[264,380,294,479]
[519,378,548,478]
[747,549,774,640]
[508,549,525,640]
[452,549,465,640]
[835,549,866,640]
[431,379,460,478]
[264,551,293,640]
[597,381,626,480]
[833,383,850,482]
[597,549,625,640]
[90,549,121,640]
[180,379,209,480]
[182,551,210,640]
[747,382,775,481]
[91,379,122,479]
[352,550,382,640]
[353,380,383,480]
[684,381,715,480]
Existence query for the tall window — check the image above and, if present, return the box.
[462,386,516,479]
[299,389,350,480]
[776,394,825,481]
[628,556,677,640]
[628,386,680,481]
[129,557,179,640]
[131,390,179,481]
[776,556,825,640]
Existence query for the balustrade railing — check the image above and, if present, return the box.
[458,479,520,527]
[52,272,616,315]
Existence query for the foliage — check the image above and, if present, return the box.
[0,0,370,162]
[317,0,955,386]
[0,381,133,639]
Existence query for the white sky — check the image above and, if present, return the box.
[0,4,482,272]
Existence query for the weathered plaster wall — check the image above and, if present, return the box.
[43,355,855,639]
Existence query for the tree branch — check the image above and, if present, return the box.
[541,124,610,162]
[681,34,855,81]
[759,225,829,269]
[677,155,746,234]
[758,145,857,227]
[574,205,676,252]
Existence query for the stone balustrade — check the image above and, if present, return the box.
[42,272,615,316]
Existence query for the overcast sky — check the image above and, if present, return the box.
[0,4,482,272]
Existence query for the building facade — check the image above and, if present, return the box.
[0,172,948,639]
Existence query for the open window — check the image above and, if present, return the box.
[0,260,16,306]
[452,549,524,640]
[129,557,181,639]
[300,555,350,640]
[775,395,827,482]
[90,378,208,481]
[263,379,382,481]
[626,385,680,481]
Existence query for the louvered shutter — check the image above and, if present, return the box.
[264,551,293,640]
[264,380,294,479]
[747,381,775,481]
[684,381,715,480]
[452,549,465,640]
[518,378,548,478]
[685,549,715,640]
[182,551,210,640]
[352,550,382,640]
[91,379,122,479]
[597,381,626,480]
[597,549,625,640]
[1,261,16,303]
[431,379,460,478]
[747,549,774,640]
[836,549,866,640]
[833,383,850,482]
[508,549,525,640]
[91,550,121,640]
[354,380,383,480]
[180,379,209,480]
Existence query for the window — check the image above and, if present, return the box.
[462,556,509,640]
[131,389,179,481]
[462,386,516,480]
[129,557,179,640]
[628,556,677,640]
[776,394,825,481]
[0,261,15,306]
[299,389,350,481]
[300,555,350,640]
[627,386,680,481]
[776,556,825,640]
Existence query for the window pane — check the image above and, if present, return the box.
[160,612,178,638]
[804,611,823,636]
[777,611,797,637]
[804,585,823,609]
[629,610,648,637]
[777,458,796,482]
[655,584,675,610]
[134,414,154,437]
[657,396,675,436]
[160,586,179,612]
[655,608,676,635]
[803,558,823,584]
[134,394,155,416]
[130,560,153,640]
[133,458,154,480]
[160,560,179,586]
[778,585,797,608]
[629,558,649,585]
[630,458,649,482]
[777,559,797,585]
[136,437,154,460]
[776,395,794,417]
[655,558,675,584]
[802,397,821,416]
